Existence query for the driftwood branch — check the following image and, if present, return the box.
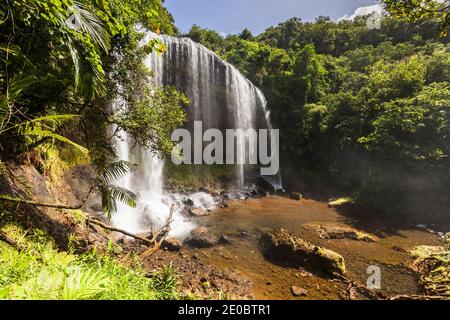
[141,205,175,258]
[0,231,18,248]
[87,218,155,246]
[87,205,175,255]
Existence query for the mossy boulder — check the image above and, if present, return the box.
[259,228,346,275]
[328,197,354,209]
[306,224,377,242]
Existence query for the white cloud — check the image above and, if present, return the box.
[339,4,383,21]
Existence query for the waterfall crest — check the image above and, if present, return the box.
[112,32,280,237]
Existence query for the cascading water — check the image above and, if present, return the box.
[146,33,279,189]
[111,32,281,238]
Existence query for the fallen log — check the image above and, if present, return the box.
[0,230,19,248]
[87,218,155,246]
[0,185,95,210]
[140,205,175,258]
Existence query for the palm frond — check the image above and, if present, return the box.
[67,39,81,90]
[69,2,110,52]
[1,75,36,123]
[100,184,137,218]
[98,160,137,184]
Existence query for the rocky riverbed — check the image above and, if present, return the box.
[141,195,445,300]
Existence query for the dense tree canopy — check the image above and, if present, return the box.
[184,14,450,219]
[0,0,187,212]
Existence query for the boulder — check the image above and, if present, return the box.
[307,224,377,242]
[189,207,210,217]
[219,234,232,244]
[291,286,308,297]
[259,228,346,275]
[184,227,218,248]
[290,192,302,201]
[162,238,183,251]
[255,176,276,194]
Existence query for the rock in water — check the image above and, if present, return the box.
[290,192,302,201]
[306,224,377,242]
[328,197,354,209]
[184,227,218,248]
[291,286,308,297]
[219,234,232,244]
[259,228,346,275]
[162,238,183,251]
[189,207,210,217]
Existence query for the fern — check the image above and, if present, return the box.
[14,114,88,154]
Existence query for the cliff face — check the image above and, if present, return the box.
[0,160,102,249]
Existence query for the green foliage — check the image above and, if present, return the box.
[0,0,187,219]
[186,15,450,219]
[381,0,449,36]
[0,225,178,300]
[96,160,138,217]
[114,86,188,158]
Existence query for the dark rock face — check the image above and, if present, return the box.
[255,176,276,194]
[162,238,183,251]
[259,228,346,275]
[290,192,302,201]
[184,227,218,248]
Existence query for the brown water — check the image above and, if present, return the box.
[186,196,441,300]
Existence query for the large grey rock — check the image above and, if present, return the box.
[184,227,218,248]
[162,238,183,251]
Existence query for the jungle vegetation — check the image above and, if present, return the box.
[184,1,450,220]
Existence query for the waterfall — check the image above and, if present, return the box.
[146,33,278,188]
[111,32,280,238]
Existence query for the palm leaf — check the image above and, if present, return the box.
[69,2,110,52]
[98,160,137,184]
[100,184,137,218]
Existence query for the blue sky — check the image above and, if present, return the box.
[165,0,380,35]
